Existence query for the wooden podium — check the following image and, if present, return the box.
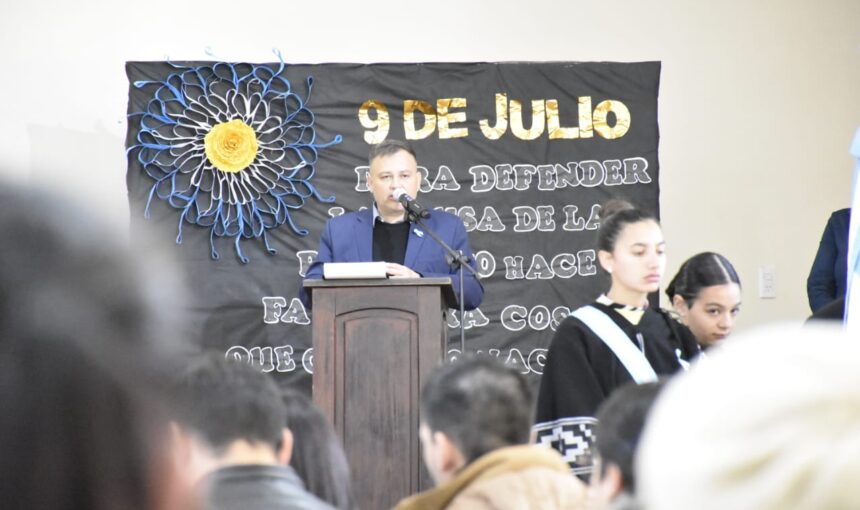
[303,277,455,510]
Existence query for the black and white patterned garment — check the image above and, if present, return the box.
[533,297,699,476]
[533,416,599,476]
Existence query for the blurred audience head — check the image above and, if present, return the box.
[637,324,860,510]
[0,184,192,510]
[590,380,666,509]
[171,353,290,474]
[418,356,532,484]
[665,252,742,348]
[281,389,356,510]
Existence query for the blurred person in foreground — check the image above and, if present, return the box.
[0,184,195,510]
[171,354,333,510]
[588,381,666,510]
[281,389,356,510]
[637,324,860,510]
[394,356,586,510]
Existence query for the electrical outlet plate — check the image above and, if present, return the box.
[758,264,776,299]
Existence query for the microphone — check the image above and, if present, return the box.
[392,188,431,219]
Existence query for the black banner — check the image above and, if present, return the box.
[125,61,660,393]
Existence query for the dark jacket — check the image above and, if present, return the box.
[807,208,850,312]
[300,207,483,310]
[201,464,335,510]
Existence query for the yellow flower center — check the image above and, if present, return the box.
[204,119,258,173]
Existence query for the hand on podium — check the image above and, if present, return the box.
[385,263,421,278]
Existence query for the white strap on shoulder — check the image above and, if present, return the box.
[571,305,658,384]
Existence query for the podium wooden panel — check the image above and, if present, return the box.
[304,278,454,510]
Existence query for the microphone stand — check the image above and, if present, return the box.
[405,209,480,357]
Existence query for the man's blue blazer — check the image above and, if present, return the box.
[300,208,484,311]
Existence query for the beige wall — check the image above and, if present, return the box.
[1,0,858,329]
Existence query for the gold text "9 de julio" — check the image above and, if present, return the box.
[358,94,631,143]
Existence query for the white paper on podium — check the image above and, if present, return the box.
[323,262,388,280]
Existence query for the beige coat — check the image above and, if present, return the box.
[394,445,586,510]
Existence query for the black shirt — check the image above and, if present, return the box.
[372,218,410,265]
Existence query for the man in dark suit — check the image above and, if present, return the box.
[807,208,851,312]
[301,140,483,310]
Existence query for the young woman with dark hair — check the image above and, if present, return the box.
[533,200,699,478]
[281,389,356,510]
[666,252,742,349]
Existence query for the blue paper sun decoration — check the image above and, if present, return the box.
[128,53,340,263]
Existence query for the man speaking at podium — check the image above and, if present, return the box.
[300,140,483,311]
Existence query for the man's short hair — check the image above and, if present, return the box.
[420,356,532,463]
[173,354,286,454]
[368,139,417,165]
[594,380,666,493]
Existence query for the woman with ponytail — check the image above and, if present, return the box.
[534,200,699,478]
